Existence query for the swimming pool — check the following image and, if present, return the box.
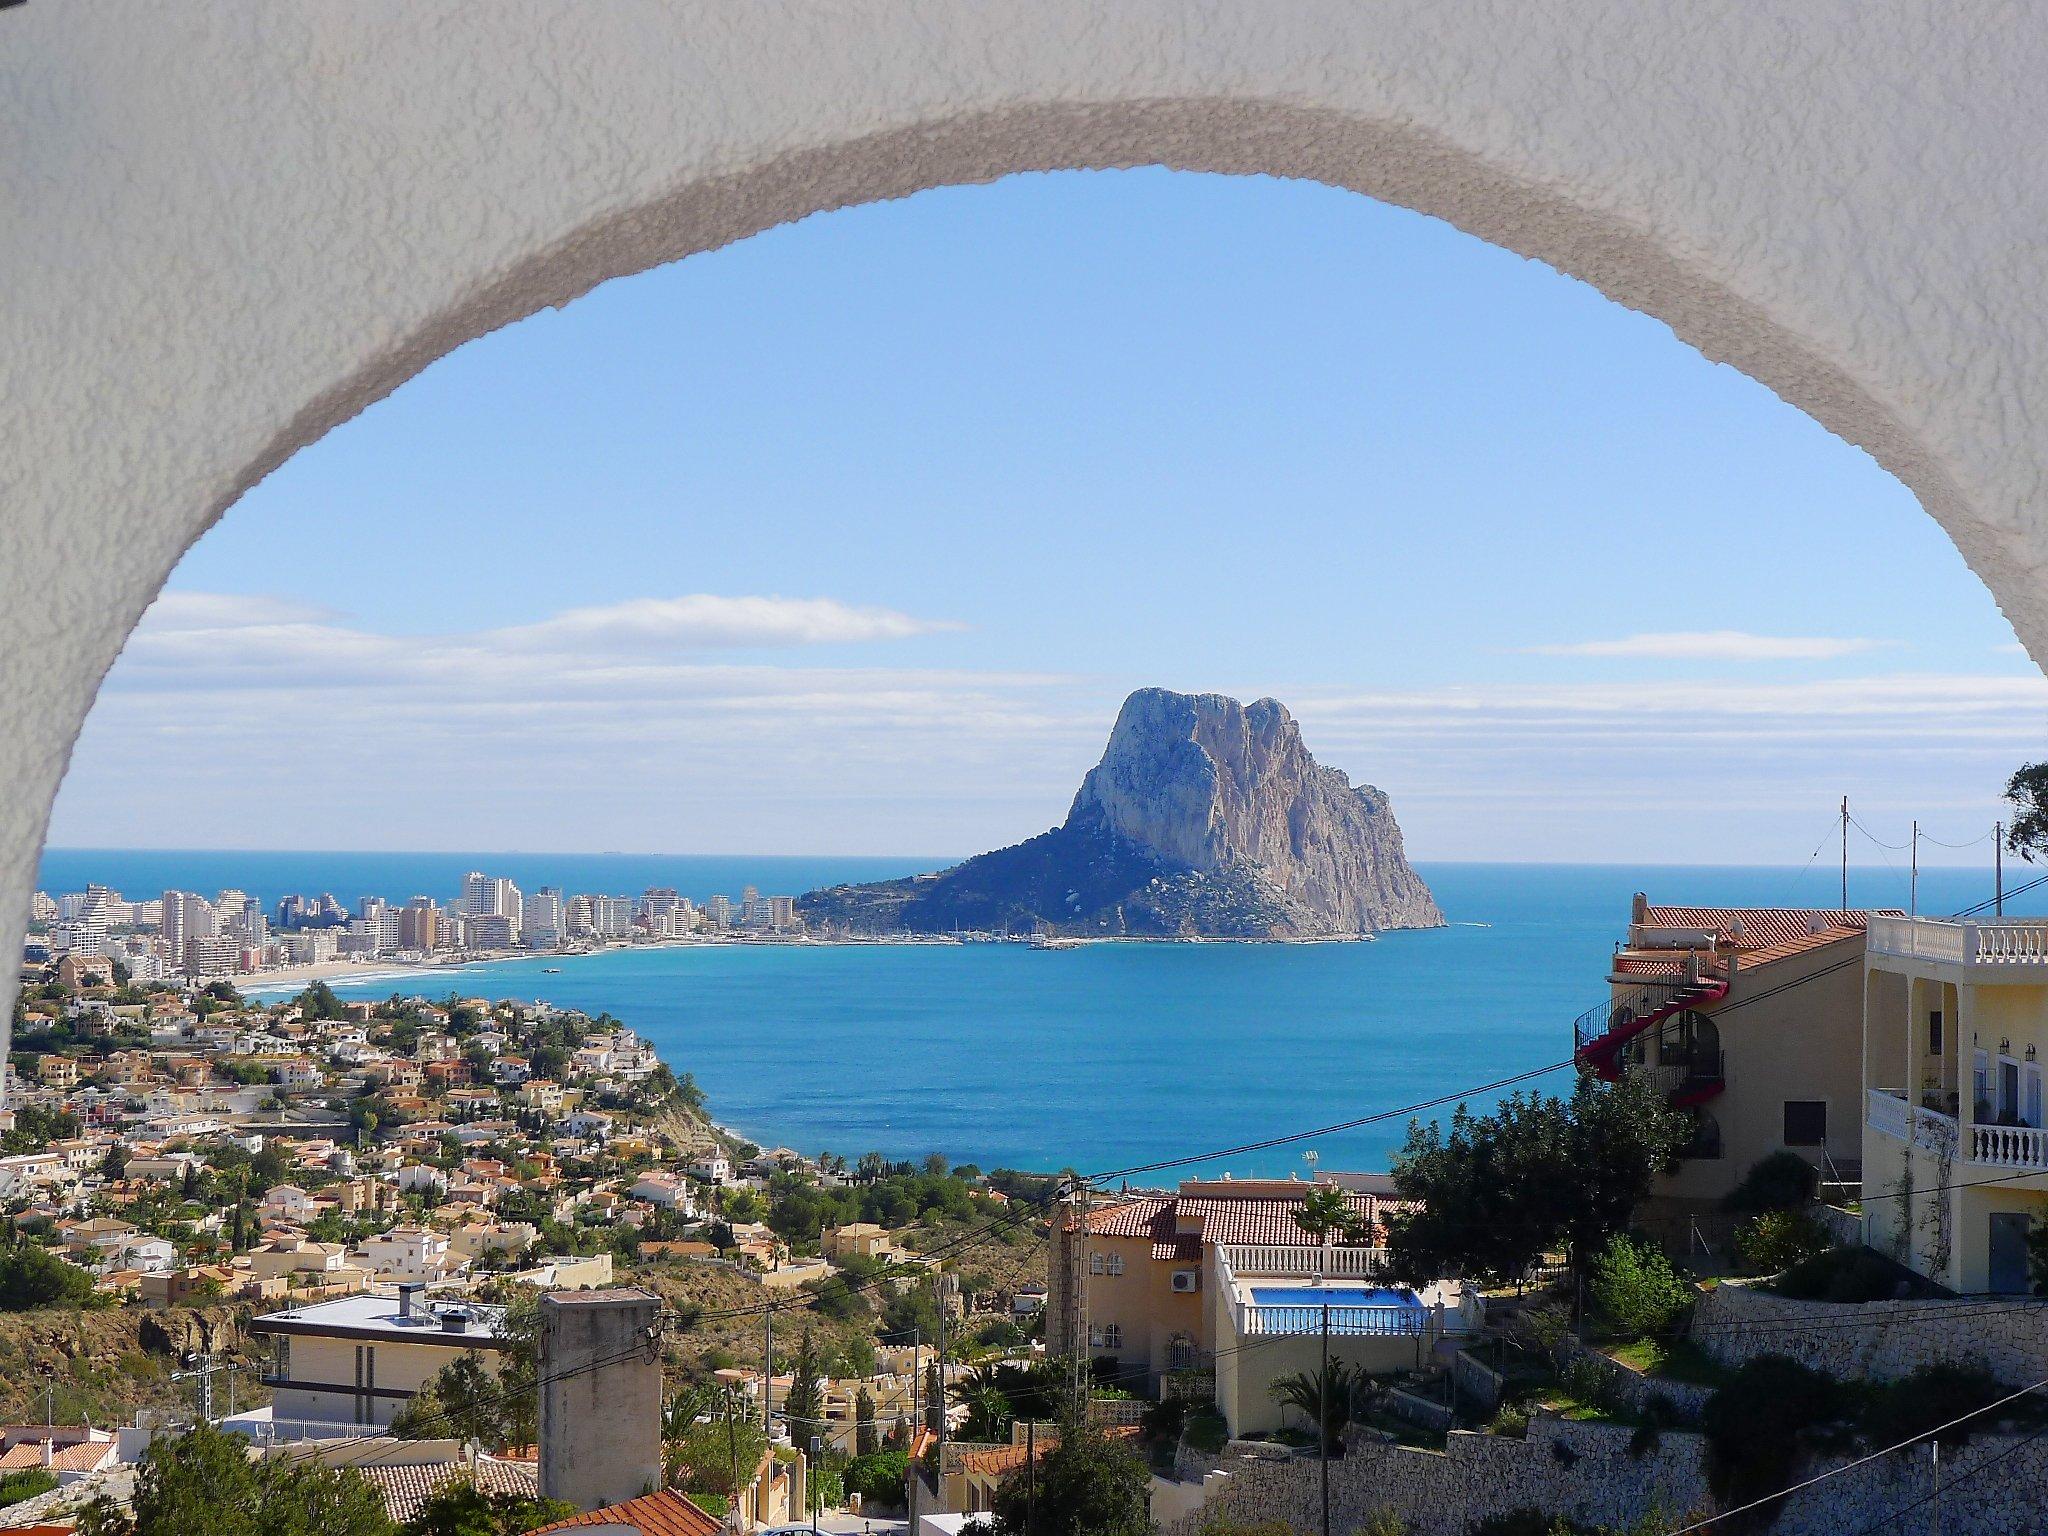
[1248,1286,1421,1310]
[1243,1285,1427,1335]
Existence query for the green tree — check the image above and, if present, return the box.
[0,1243,94,1310]
[1386,1072,1689,1299]
[1587,1234,1690,1337]
[78,1423,394,1536]
[785,1326,825,1436]
[399,1480,574,1536]
[951,1366,1015,1442]
[1291,1183,1361,1243]
[672,1397,768,1498]
[390,1352,505,1448]
[2006,763,2048,862]
[1267,1360,1373,1456]
[856,1386,881,1457]
[982,1394,1150,1536]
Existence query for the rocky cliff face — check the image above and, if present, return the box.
[800,688,1440,939]
[1066,689,1443,935]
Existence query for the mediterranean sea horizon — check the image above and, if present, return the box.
[33,850,2010,1180]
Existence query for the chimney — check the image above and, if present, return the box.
[538,1288,662,1511]
[396,1282,423,1320]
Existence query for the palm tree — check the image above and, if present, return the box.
[1268,1360,1374,1455]
[950,1367,1014,1442]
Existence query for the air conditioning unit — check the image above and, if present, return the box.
[1170,1269,1199,1293]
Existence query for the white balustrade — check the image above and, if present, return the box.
[1969,923,2048,963]
[1911,1105,1959,1154]
[1238,1302,1423,1337]
[1866,915,2048,967]
[1971,1122,2048,1170]
[1866,1088,1910,1142]
[1216,1243,1389,1278]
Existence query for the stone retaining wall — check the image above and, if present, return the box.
[1449,1347,1503,1418]
[1159,1415,2048,1536]
[1558,1339,1713,1424]
[1692,1279,2048,1383]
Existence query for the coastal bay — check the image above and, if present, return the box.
[107,858,1996,1181]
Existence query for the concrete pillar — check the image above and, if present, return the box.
[538,1287,663,1511]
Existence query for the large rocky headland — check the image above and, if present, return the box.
[799,688,1443,939]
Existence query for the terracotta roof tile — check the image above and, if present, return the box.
[1085,1190,1399,1251]
[526,1487,724,1535]
[355,1457,537,1524]
[1640,905,1869,951]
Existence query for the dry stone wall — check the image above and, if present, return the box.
[1162,1416,2048,1536]
[1692,1279,2048,1384]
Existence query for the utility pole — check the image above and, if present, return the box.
[1841,796,1850,912]
[1026,1418,1036,1536]
[1066,1179,1090,1399]
[763,1310,774,1438]
[910,1328,920,1433]
[1319,1301,1331,1536]
[726,1386,741,1498]
[1997,823,2005,916]
[1912,820,1920,916]
[934,1274,948,1459]
[171,1353,224,1425]
[1931,1437,1942,1536]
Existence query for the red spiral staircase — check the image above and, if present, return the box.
[1573,973,1729,1104]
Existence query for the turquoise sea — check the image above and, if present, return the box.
[35,852,2010,1180]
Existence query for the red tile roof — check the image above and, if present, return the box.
[357,1457,539,1525]
[1086,1188,1399,1255]
[1639,905,1868,951]
[1735,926,1865,969]
[526,1488,724,1536]
[0,1440,115,1474]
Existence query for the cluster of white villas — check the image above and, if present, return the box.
[1862,915,2048,1293]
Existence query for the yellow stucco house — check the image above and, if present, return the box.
[1862,914,2048,1294]
[1580,899,1873,1231]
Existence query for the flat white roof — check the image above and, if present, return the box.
[249,1292,506,1346]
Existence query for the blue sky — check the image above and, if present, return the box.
[47,169,2044,863]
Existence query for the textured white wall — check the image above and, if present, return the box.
[5,4,2047,1037]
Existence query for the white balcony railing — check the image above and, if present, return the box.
[1215,1243,1390,1279]
[1972,1123,2048,1170]
[1867,915,2048,967]
[1867,1088,1911,1142]
[1869,1088,2048,1170]
[1865,1088,1959,1154]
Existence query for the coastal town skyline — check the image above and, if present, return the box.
[42,169,2037,868]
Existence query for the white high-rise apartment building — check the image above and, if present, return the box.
[458,872,523,942]
[563,894,595,939]
[525,888,564,949]
[768,896,798,931]
[591,895,636,939]
[705,895,732,929]
[161,891,217,958]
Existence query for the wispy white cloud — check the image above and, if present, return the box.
[139,591,343,631]
[486,595,963,651]
[1521,630,1892,661]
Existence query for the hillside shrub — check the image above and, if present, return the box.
[1734,1211,1832,1276]
[1701,1356,1841,1508]
[843,1450,909,1508]
[1773,1246,1906,1303]
[1588,1235,1690,1337]
[1857,1364,2010,1451]
[1723,1151,1819,1214]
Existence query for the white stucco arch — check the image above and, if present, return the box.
[6,4,2048,1032]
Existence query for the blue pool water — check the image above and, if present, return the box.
[1249,1287,1419,1309]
